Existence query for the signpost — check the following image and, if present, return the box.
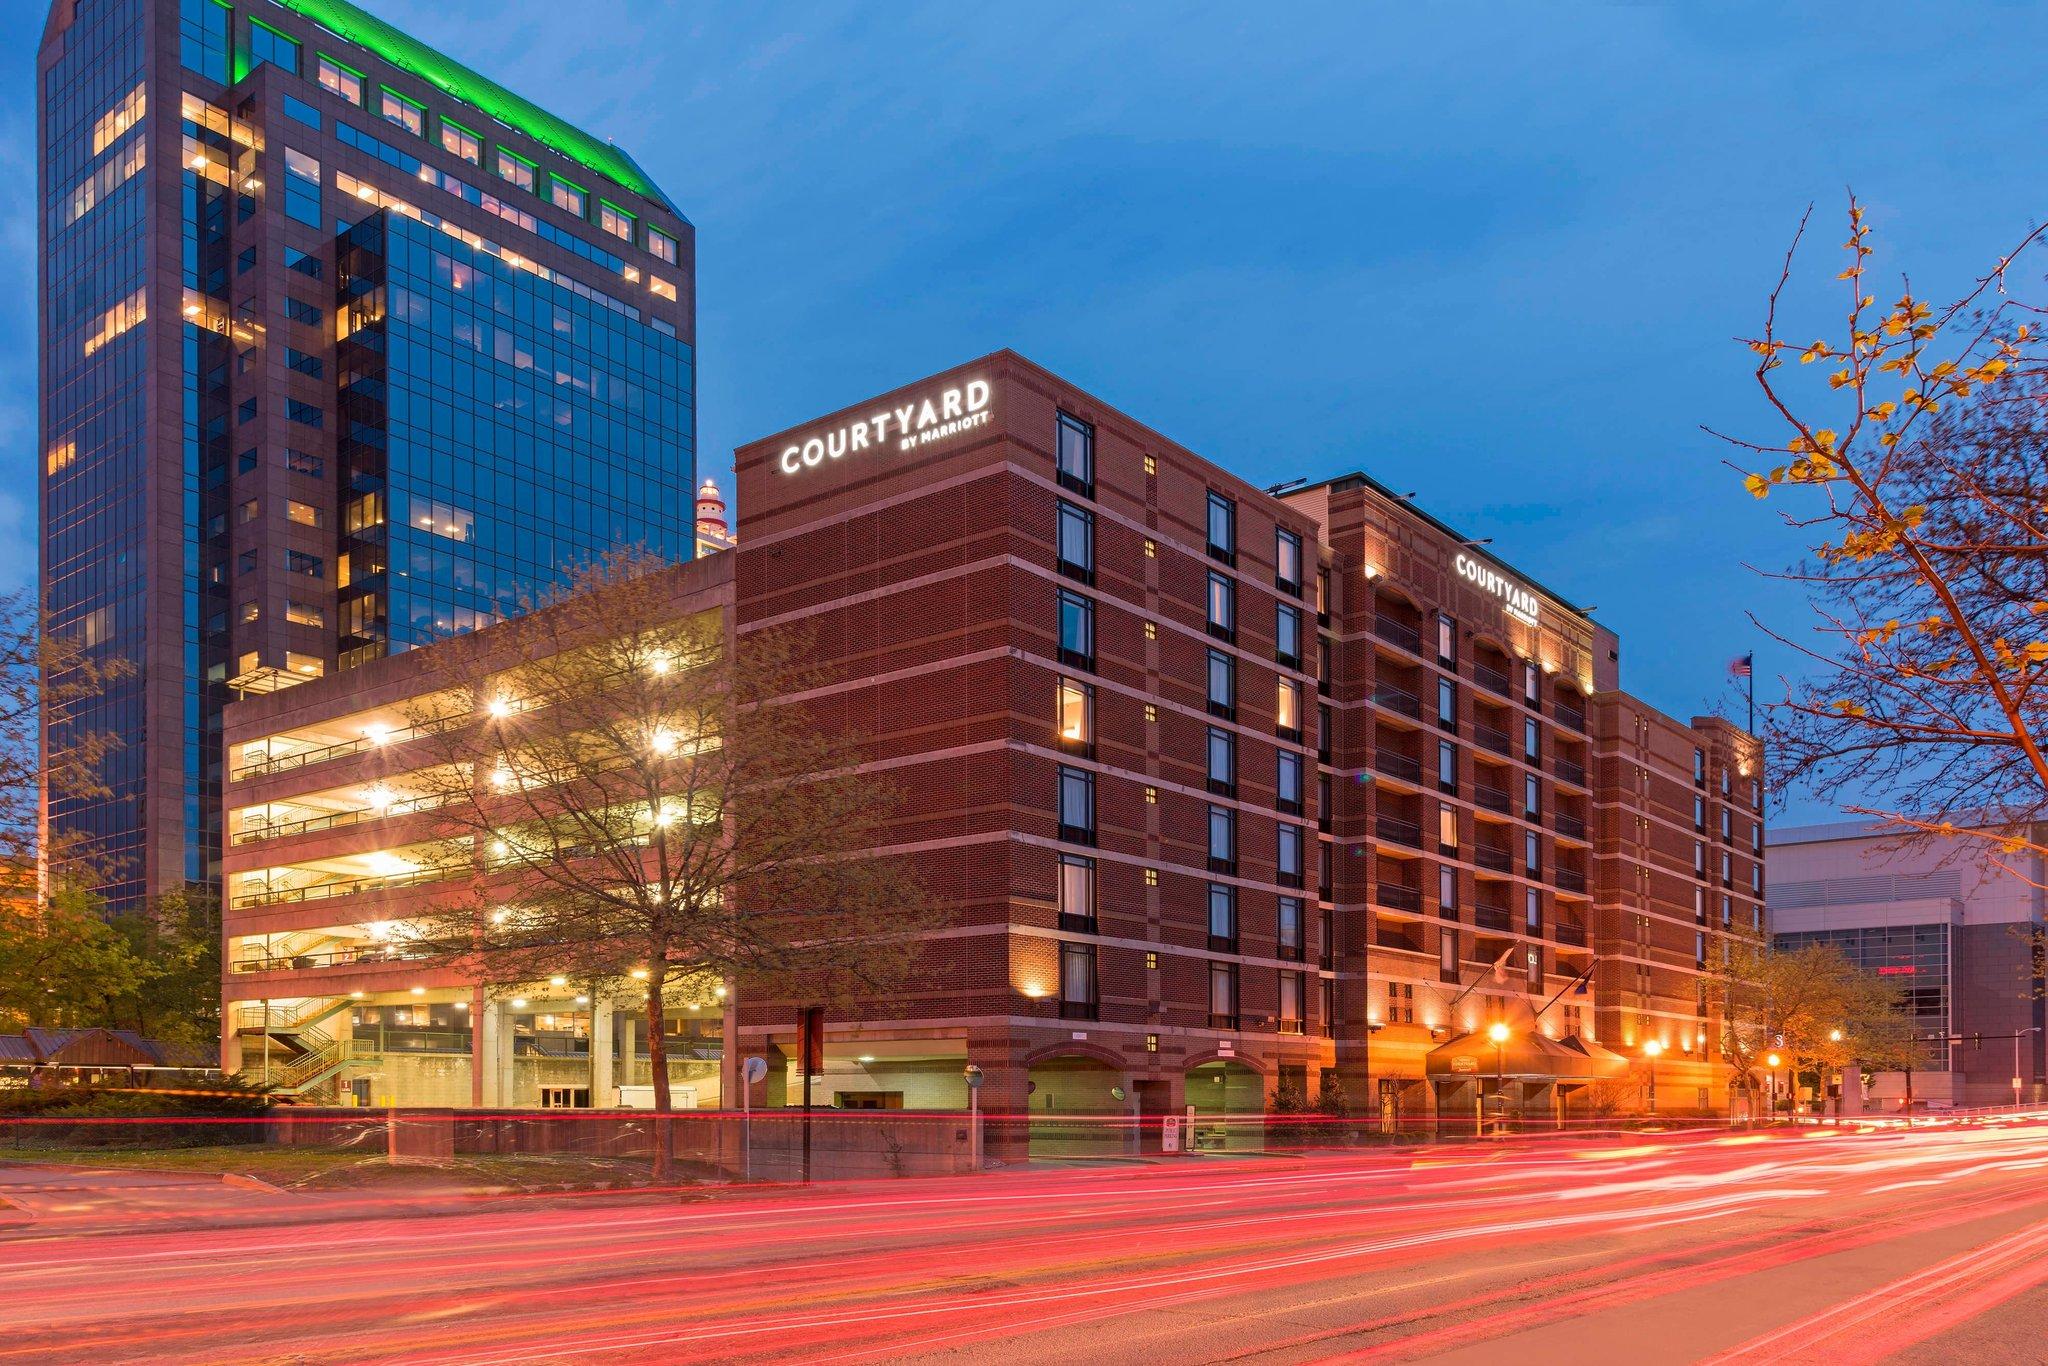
[1162,1115,1181,1153]
[740,1055,767,1182]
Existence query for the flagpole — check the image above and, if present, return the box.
[1747,655,1755,737]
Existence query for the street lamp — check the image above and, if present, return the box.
[2017,1027,2041,1107]
[1642,1039,1663,1115]
[1487,1022,1510,1135]
[1765,1051,1782,1119]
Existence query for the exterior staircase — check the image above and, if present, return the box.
[235,997,378,1096]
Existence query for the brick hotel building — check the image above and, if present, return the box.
[222,352,1762,1128]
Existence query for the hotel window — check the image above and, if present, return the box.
[1060,943,1098,1020]
[1209,883,1237,951]
[1693,795,1706,832]
[1720,806,1732,841]
[1277,678,1302,738]
[1058,765,1095,844]
[1721,895,1732,928]
[1436,614,1456,664]
[284,296,322,326]
[1318,703,1333,763]
[649,227,679,265]
[496,148,537,191]
[599,200,635,241]
[285,500,324,529]
[1319,840,1332,900]
[1056,500,1094,581]
[379,88,425,136]
[1440,929,1459,982]
[1319,907,1334,968]
[1720,766,1732,796]
[1056,411,1094,494]
[1437,805,1459,854]
[1523,717,1539,762]
[1438,740,1458,794]
[1437,678,1457,731]
[440,120,482,164]
[1276,750,1303,814]
[1057,677,1094,752]
[1523,772,1539,816]
[1694,886,1706,923]
[1208,648,1236,718]
[1523,662,1539,704]
[317,56,364,105]
[1207,571,1235,640]
[1316,566,1331,622]
[1721,850,1733,885]
[238,498,259,524]
[287,400,323,429]
[1524,830,1540,876]
[284,347,323,377]
[1206,491,1236,563]
[285,550,323,578]
[249,21,299,76]
[1207,726,1236,795]
[1438,863,1458,911]
[1058,588,1094,669]
[1276,603,1301,667]
[1208,804,1236,872]
[237,601,259,625]
[1278,824,1304,887]
[1694,747,1707,786]
[1319,977,1335,1034]
[1279,971,1305,1033]
[1276,528,1303,594]
[551,177,588,217]
[1209,963,1239,1030]
[285,600,324,628]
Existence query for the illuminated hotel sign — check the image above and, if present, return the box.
[778,379,992,476]
[1454,552,1541,627]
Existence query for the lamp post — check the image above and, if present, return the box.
[1487,1022,1510,1137]
[2017,1027,2041,1108]
[1642,1039,1663,1116]
[1765,1051,1782,1121]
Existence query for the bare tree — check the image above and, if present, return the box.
[1720,196,2048,879]
[395,552,928,1179]
[4,588,129,878]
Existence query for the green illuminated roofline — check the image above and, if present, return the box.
[271,0,679,215]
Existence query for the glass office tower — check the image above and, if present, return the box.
[39,0,695,908]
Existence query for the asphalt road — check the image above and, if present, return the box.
[4,1116,2047,1364]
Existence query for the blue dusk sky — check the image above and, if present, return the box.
[4,3,2039,822]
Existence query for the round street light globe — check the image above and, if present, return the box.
[1643,1040,1663,1057]
[1486,1022,1510,1045]
[1766,1053,1782,1068]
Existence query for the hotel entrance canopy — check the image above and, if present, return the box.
[1424,1031,1631,1082]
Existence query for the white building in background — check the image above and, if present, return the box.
[1768,820,2047,1108]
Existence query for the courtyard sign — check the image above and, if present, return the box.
[1454,552,1541,627]
[777,378,993,476]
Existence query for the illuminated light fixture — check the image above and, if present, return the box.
[364,785,395,812]
[1643,1039,1664,1057]
[649,655,672,676]
[575,995,589,1005]
[649,729,678,756]
[629,968,649,980]
[365,724,391,746]
[1829,1029,1843,1043]
[491,766,513,789]
[182,304,200,317]
[714,985,727,998]
[489,908,510,926]
[491,840,509,856]
[367,920,393,941]
[419,515,434,526]
[366,851,412,877]
[190,154,208,168]
[510,997,528,1008]
[1363,565,1381,580]
[417,166,435,182]
[857,1055,875,1064]
[487,698,513,718]
[1020,984,1049,999]
[653,806,675,828]
[356,184,376,200]
[243,177,261,190]
[1486,1022,1510,1045]
[687,1002,700,1011]
[410,986,425,997]
[454,1001,469,1011]
[350,990,365,999]
[1766,1052,1782,1068]
[549,975,567,987]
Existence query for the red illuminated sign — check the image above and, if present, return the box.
[1876,965,1917,976]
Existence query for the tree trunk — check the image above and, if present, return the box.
[646,977,672,1183]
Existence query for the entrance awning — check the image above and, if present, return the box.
[1425,1031,1629,1082]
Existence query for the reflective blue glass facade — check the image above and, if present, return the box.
[336,213,694,661]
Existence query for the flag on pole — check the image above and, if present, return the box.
[1490,944,1516,984]
[1729,652,1753,678]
